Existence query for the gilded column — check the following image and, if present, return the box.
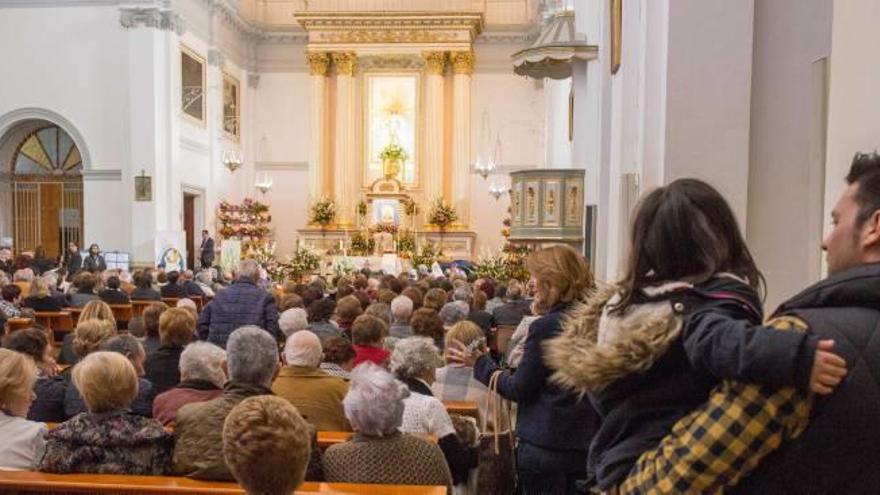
[333,52,358,227]
[422,51,447,224]
[451,50,474,227]
[306,51,329,203]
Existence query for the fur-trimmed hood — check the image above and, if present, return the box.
[544,285,683,393]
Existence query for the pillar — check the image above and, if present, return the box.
[332,52,357,227]
[306,51,329,203]
[422,51,447,220]
[450,50,474,227]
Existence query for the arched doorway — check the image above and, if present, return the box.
[4,123,83,259]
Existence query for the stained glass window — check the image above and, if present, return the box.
[13,125,82,175]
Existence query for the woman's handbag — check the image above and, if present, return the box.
[476,370,517,495]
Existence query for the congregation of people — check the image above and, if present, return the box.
[0,153,879,494]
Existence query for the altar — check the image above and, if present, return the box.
[330,254,404,276]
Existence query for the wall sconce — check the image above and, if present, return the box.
[222,150,243,172]
[488,182,506,200]
[255,172,273,195]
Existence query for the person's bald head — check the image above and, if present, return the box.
[283,330,323,368]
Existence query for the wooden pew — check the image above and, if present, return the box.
[131,300,157,318]
[162,297,181,308]
[494,325,517,357]
[5,317,34,333]
[188,295,204,312]
[33,312,74,342]
[64,307,84,325]
[0,471,446,494]
[109,304,133,326]
[443,401,479,420]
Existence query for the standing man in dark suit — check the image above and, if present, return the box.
[62,242,83,282]
[200,230,215,269]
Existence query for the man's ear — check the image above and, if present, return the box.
[861,209,880,250]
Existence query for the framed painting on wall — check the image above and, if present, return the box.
[181,46,205,125]
[222,73,240,139]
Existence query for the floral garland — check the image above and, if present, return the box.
[397,229,416,258]
[427,197,458,231]
[370,223,399,235]
[401,195,419,218]
[218,198,272,248]
[309,197,336,227]
[356,200,368,219]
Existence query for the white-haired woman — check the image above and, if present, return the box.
[391,337,478,486]
[322,362,451,488]
[152,342,226,426]
[0,348,47,470]
[272,330,349,431]
[279,308,310,339]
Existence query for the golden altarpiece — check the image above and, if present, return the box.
[295,11,480,261]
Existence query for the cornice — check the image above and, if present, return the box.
[294,11,485,47]
[119,6,185,35]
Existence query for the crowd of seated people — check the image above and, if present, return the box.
[1,156,880,494]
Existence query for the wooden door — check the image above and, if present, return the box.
[39,183,62,259]
[183,194,195,270]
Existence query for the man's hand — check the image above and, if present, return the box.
[810,339,847,394]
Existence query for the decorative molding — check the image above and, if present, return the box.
[332,52,358,76]
[207,48,226,68]
[119,7,185,35]
[295,11,484,48]
[247,73,261,89]
[255,161,308,172]
[475,30,539,45]
[358,54,425,71]
[180,136,209,154]
[81,169,122,181]
[306,52,331,76]
[423,51,448,75]
[0,107,93,171]
[450,50,474,75]
[0,0,162,7]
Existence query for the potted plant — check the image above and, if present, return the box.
[379,143,408,180]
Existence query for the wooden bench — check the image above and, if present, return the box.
[109,304,134,326]
[5,317,34,333]
[443,401,479,420]
[33,312,74,342]
[162,298,181,308]
[64,307,84,325]
[0,471,446,494]
[131,300,157,318]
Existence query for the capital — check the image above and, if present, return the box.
[423,51,448,75]
[450,51,474,75]
[332,52,358,76]
[306,51,330,77]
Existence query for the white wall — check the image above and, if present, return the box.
[747,0,832,310]
[825,1,880,245]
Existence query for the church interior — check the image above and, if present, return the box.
[0,0,878,493]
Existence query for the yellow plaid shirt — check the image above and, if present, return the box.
[618,316,814,494]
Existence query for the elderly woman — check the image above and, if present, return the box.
[365,302,392,327]
[351,314,390,367]
[0,348,48,470]
[448,245,600,494]
[320,336,356,380]
[58,300,117,366]
[194,270,215,298]
[279,307,310,339]
[3,328,65,422]
[272,330,350,431]
[152,342,226,426]
[438,301,469,331]
[65,334,155,418]
[40,351,173,474]
[389,295,414,338]
[60,317,116,379]
[145,308,195,395]
[391,337,477,486]
[432,321,491,426]
[22,277,63,312]
[422,288,448,312]
[322,363,451,488]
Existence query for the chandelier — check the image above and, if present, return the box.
[255,172,273,195]
[488,182,506,200]
[222,150,243,172]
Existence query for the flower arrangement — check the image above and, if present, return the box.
[379,143,408,162]
[401,195,419,218]
[309,197,336,227]
[370,223,399,235]
[248,242,289,283]
[349,231,375,256]
[218,198,273,253]
[356,200,368,219]
[287,245,321,279]
[397,229,416,258]
[473,247,510,281]
[332,257,358,278]
[427,197,458,231]
[411,241,441,269]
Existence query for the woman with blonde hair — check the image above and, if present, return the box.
[448,245,600,494]
[432,321,491,425]
[21,276,63,312]
[40,351,172,474]
[58,300,116,365]
[61,319,117,418]
[0,348,47,469]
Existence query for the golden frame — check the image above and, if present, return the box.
[180,44,206,127]
[222,72,241,141]
[361,70,422,189]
